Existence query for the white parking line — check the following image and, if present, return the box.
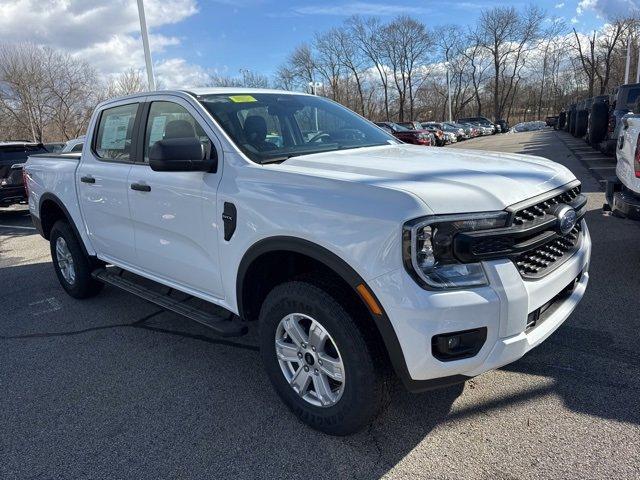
[0,225,35,230]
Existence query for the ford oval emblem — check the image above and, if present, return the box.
[556,205,577,235]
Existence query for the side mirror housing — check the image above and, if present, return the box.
[149,138,217,173]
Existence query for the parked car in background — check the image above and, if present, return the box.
[375,121,432,146]
[458,116,497,134]
[605,112,640,219]
[44,142,65,153]
[25,87,590,435]
[61,136,86,153]
[0,142,48,208]
[421,122,447,146]
[545,116,558,127]
[496,119,509,133]
[396,121,437,145]
[511,121,547,133]
[458,122,481,138]
[443,122,468,141]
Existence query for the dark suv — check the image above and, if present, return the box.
[0,142,49,208]
[601,83,640,154]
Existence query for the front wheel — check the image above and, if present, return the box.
[259,280,388,435]
[50,220,103,299]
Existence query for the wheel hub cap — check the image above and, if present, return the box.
[55,237,76,285]
[275,313,345,408]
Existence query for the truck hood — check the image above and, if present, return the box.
[278,144,575,214]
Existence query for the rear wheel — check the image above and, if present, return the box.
[50,220,103,299]
[259,280,388,435]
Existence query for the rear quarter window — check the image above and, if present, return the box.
[94,103,139,161]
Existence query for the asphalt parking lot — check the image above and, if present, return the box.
[1,130,639,479]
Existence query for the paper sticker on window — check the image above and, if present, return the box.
[101,114,132,150]
[229,95,257,103]
[149,116,167,145]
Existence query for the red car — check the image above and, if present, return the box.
[375,121,432,146]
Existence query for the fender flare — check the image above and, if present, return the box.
[38,192,91,258]
[236,236,427,391]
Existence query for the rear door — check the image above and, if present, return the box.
[127,96,225,298]
[77,100,144,266]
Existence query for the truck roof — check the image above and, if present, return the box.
[96,87,312,111]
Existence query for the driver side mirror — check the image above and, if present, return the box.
[149,138,217,173]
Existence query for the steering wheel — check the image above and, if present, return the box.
[307,132,331,143]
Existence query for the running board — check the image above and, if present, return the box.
[91,268,247,337]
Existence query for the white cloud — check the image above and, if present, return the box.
[571,17,580,24]
[0,0,205,86]
[155,58,211,88]
[554,2,565,7]
[576,0,639,19]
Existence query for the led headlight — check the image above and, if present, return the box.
[403,212,508,289]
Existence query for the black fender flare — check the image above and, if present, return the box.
[236,236,450,392]
[37,192,91,258]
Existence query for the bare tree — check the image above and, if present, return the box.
[479,6,544,120]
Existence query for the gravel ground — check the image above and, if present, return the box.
[1,129,638,479]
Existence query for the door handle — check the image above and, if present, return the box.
[130,183,151,192]
[80,176,95,184]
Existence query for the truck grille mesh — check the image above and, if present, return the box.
[512,186,581,226]
[515,223,582,278]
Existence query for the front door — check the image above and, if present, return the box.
[77,101,142,266]
[127,97,224,298]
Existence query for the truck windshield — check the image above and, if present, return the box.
[197,93,397,164]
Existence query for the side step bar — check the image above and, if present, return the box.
[92,268,247,337]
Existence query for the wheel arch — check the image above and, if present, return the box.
[38,193,91,258]
[236,236,414,388]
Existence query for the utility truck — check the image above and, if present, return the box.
[25,89,590,435]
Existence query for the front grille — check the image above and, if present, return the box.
[515,222,582,278]
[512,185,581,226]
[453,182,586,280]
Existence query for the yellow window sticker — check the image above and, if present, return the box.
[229,95,258,103]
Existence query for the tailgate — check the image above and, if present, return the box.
[617,116,640,193]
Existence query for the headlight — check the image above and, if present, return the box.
[402,212,508,289]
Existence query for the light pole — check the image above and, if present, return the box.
[444,61,452,123]
[137,0,156,91]
[308,81,323,131]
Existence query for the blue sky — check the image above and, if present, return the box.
[0,0,620,87]
[156,0,607,77]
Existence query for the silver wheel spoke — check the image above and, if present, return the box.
[282,315,308,347]
[275,312,345,408]
[317,354,344,381]
[313,374,335,407]
[275,339,300,363]
[308,321,327,350]
[290,367,311,395]
[55,237,75,285]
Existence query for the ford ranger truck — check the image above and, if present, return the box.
[25,89,591,435]
[605,113,640,219]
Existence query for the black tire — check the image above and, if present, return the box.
[575,110,588,137]
[50,220,103,299]
[259,280,389,435]
[589,102,609,145]
[558,112,566,130]
[569,111,576,135]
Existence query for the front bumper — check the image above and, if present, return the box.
[370,221,591,390]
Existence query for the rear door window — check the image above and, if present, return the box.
[94,103,139,161]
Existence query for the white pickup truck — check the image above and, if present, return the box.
[25,88,591,435]
[605,113,640,219]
